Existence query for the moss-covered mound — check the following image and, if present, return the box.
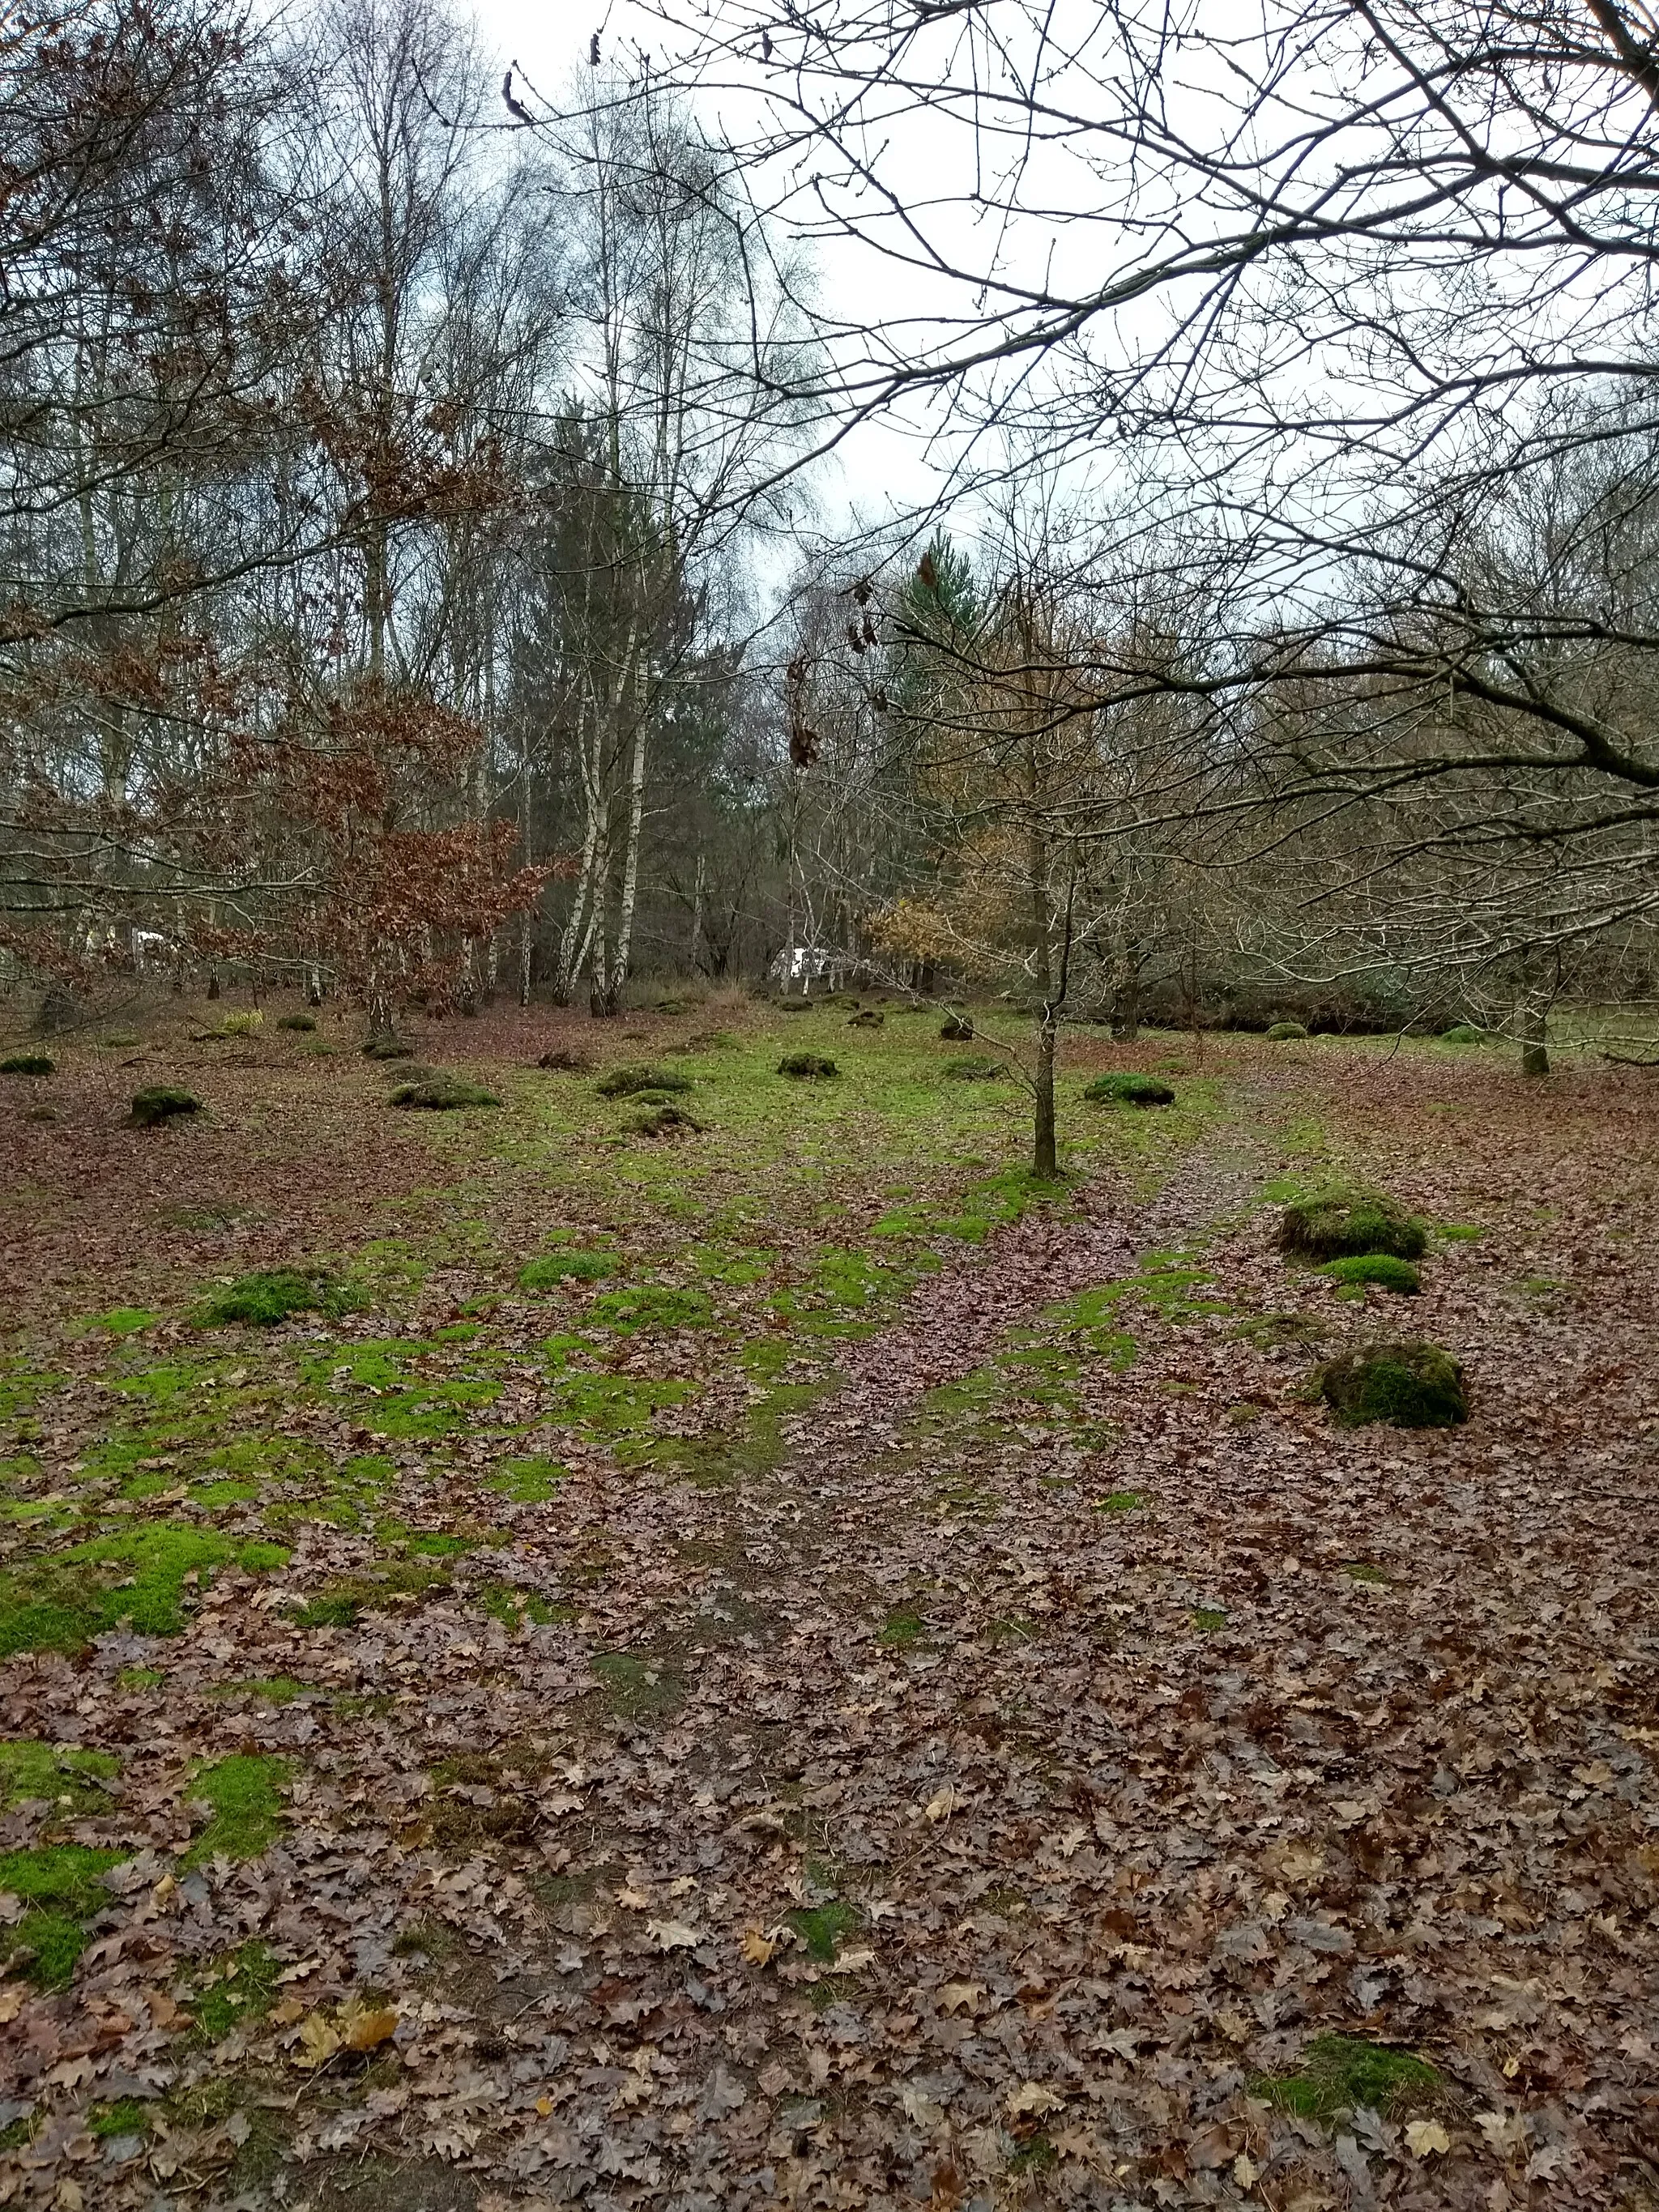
[389,1076,499,1110]
[1440,1022,1486,1044]
[1265,1021,1309,1041]
[1278,1187,1427,1261]
[1316,1340,1468,1427]
[362,1034,414,1060]
[626,1102,703,1136]
[536,1047,591,1072]
[943,1055,1006,1080]
[276,1012,316,1032]
[847,1008,884,1027]
[778,1052,838,1078]
[198,1268,366,1327]
[595,1063,691,1097]
[130,1087,203,1127]
[2,1053,54,1076]
[940,1014,975,1041]
[1320,1253,1421,1295]
[1085,1071,1175,1107]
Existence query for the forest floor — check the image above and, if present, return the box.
[0,994,1655,2212]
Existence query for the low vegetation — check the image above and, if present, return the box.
[1277,1185,1428,1260]
[1316,1339,1469,1426]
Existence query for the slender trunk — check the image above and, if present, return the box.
[1520,997,1550,1077]
[1111,955,1141,1042]
[608,693,650,1006]
[1032,1008,1059,1179]
[518,914,533,1008]
[366,958,394,1041]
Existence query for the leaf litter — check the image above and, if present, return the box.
[0,1010,1654,2211]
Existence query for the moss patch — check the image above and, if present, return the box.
[778,1052,838,1079]
[198,1268,367,1328]
[1252,2035,1442,2121]
[518,1251,617,1289]
[586,1284,714,1334]
[0,1741,119,1810]
[786,1899,861,1963]
[1320,1253,1420,1295]
[1084,1072,1175,1107]
[390,1076,499,1110]
[1265,1021,1309,1041]
[0,1843,126,1986]
[1317,1340,1468,1428]
[486,1456,566,1502]
[184,1939,282,2042]
[1278,1187,1428,1262]
[182,1754,288,1866]
[595,1064,690,1098]
[130,1087,203,1127]
[2,1054,54,1076]
[0,1524,289,1657]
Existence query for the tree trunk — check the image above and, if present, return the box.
[1520,997,1550,1076]
[1111,961,1141,1042]
[1032,1008,1059,1179]
[518,915,533,1008]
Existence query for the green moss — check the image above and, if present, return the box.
[1278,1187,1428,1262]
[117,1666,164,1690]
[130,1087,203,1127]
[292,1554,450,1628]
[0,1363,60,1420]
[0,1741,119,1810]
[586,1284,713,1333]
[486,1456,566,1502]
[1317,1340,1468,1428]
[1098,1490,1145,1511]
[209,1677,315,1704]
[940,1055,1006,1080]
[778,1052,838,1079]
[90,1307,154,1337]
[87,2098,153,2138]
[0,1844,125,1986]
[0,1524,289,1657]
[198,1268,367,1328]
[185,1940,281,2042]
[1343,1563,1390,1585]
[594,1064,692,1097]
[1438,1221,1484,1241]
[1320,1253,1420,1294]
[476,1582,569,1630]
[182,1754,288,1867]
[1265,1021,1309,1042]
[2,1053,54,1076]
[785,1900,861,1963]
[518,1251,617,1289]
[544,1367,695,1437]
[276,1012,317,1032]
[1439,1023,1486,1045]
[1192,1608,1227,1631]
[1252,2035,1441,2121]
[1084,1071,1175,1106]
[877,1606,925,1647]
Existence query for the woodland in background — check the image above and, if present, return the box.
[6,0,1659,1060]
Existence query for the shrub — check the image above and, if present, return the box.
[130,1087,203,1127]
[943,1055,1005,1080]
[218,1011,262,1037]
[2,1055,53,1076]
[940,1014,975,1040]
[276,1012,316,1032]
[390,1076,499,1110]
[1265,1020,1309,1041]
[1320,1253,1420,1294]
[1084,1071,1175,1106]
[198,1269,366,1327]
[1316,1340,1468,1427]
[362,1035,413,1060]
[1440,1022,1486,1045]
[594,1063,691,1097]
[778,1052,838,1078]
[1278,1187,1427,1261]
[518,1251,617,1289]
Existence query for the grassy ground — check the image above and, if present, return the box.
[0,990,1655,2211]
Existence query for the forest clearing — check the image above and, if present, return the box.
[0,999,1653,2212]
